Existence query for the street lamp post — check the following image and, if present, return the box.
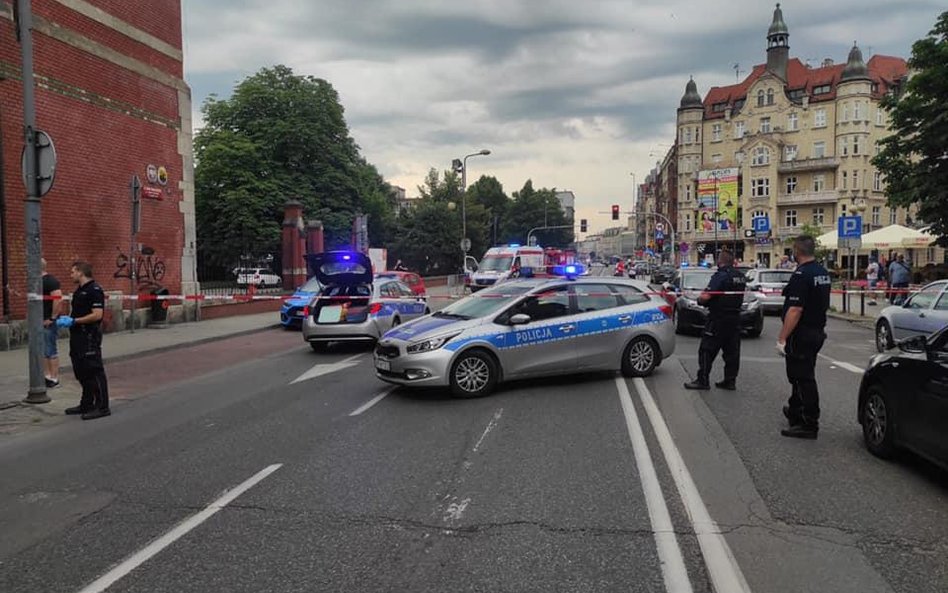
[459,149,491,258]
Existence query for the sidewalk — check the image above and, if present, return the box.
[0,312,279,435]
[829,291,885,322]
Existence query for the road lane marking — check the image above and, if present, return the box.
[77,464,283,593]
[817,354,864,375]
[349,387,396,416]
[290,353,364,384]
[632,378,753,593]
[472,408,504,453]
[614,378,694,593]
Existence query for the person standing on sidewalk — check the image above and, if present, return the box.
[777,236,831,439]
[41,258,63,388]
[865,258,880,306]
[684,250,746,391]
[56,261,110,420]
[888,254,912,305]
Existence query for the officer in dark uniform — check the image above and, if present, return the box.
[56,261,110,420]
[684,250,746,390]
[777,235,831,439]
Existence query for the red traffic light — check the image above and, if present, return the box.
[611,205,620,220]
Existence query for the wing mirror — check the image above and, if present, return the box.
[896,335,927,354]
[509,313,532,326]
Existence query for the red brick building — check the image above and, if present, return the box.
[0,0,195,321]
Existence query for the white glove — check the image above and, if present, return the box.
[776,341,786,357]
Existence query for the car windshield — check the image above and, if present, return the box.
[299,277,322,292]
[435,283,533,319]
[681,271,713,290]
[759,271,793,284]
[478,256,514,272]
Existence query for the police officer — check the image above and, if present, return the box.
[777,235,831,439]
[684,250,746,391]
[56,261,110,420]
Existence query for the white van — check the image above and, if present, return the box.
[469,245,545,291]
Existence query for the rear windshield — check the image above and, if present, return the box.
[759,271,793,283]
[321,260,369,277]
[681,272,713,290]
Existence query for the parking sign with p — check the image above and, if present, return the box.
[838,216,862,238]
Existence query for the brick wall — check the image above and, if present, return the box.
[0,0,187,320]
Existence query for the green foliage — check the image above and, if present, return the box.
[501,181,573,247]
[873,11,948,246]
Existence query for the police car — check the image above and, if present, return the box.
[374,266,676,397]
[280,276,323,329]
[301,252,429,352]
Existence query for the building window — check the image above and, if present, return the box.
[842,103,850,122]
[813,140,826,158]
[873,171,883,191]
[786,176,797,194]
[852,136,861,155]
[767,88,775,105]
[760,117,771,133]
[686,184,693,201]
[853,170,859,189]
[853,101,862,120]
[813,174,825,192]
[752,178,770,197]
[711,153,723,164]
[784,145,798,161]
[752,146,770,166]
[841,171,848,189]
[840,203,847,217]
[876,108,885,126]
[812,208,825,225]
[889,208,897,225]
[753,209,767,220]
[713,102,727,113]
[685,213,693,231]
[814,109,827,128]
[712,123,722,141]
[684,128,693,144]
[840,137,848,156]
[757,90,765,107]
[785,209,798,227]
[813,85,831,95]
[695,127,700,143]
[787,112,798,131]
[872,206,881,225]
[734,121,746,139]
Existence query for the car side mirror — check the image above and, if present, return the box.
[509,313,532,326]
[662,282,673,292]
[897,335,927,353]
[749,284,761,291]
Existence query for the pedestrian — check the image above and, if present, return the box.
[684,250,747,391]
[865,257,880,306]
[778,255,792,270]
[888,254,911,305]
[41,258,63,388]
[776,235,831,439]
[55,261,110,420]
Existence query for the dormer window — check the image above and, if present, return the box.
[767,89,775,105]
[712,102,728,113]
[813,85,831,95]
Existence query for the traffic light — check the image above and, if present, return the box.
[580,219,587,233]
[611,205,620,220]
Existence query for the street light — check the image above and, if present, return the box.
[459,149,491,258]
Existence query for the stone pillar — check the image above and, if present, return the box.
[281,200,307,290]
[306,220,324,257]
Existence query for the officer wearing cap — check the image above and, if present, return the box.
[684,250,746,391]
[777,235,831,439]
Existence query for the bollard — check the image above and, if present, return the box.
[843,283,848,313]
[860,291,865,317]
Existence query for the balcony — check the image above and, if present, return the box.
[777,157,840,173]
[775,225,834,239]
[776,191,839,206]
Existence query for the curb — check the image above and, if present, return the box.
[827,312,876,329]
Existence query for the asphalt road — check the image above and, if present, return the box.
[0,289,945,593]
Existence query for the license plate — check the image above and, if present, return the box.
[376,358,391,372]
[295,310,304,316]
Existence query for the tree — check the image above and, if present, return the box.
[466,176,508,247]
[873,11,948,246]
[195,65,394,271]
[501,181,573,247]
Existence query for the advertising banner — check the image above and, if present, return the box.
[698,168,739,231]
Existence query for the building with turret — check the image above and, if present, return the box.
[672,3,909,266]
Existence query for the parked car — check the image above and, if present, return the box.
[235,267,281,288]
[663,268,763,337]
[745,268,794,315]
[376,271,427,297]
[302,252,430,352]
[874,280,948,353]
[279,276,323,329]
[650,265,676,285]
[858,326,948,470]
[374,276,675,398]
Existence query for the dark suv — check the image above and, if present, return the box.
[662,268,764,337]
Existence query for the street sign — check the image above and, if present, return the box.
[22,130,57,196]
[838,216,862,238]
[839,237,862,249]
[655,230,665,240]
[130,175,142,234]
[752,216,770,233]
[460,237,472,253]
[744,229,757,238]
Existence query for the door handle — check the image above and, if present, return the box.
[919,313,926,318]
[558,324,576,332]
[618,315,632,323]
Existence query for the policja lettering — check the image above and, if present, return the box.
[516,327,554,344]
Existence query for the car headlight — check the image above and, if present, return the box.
[407,333,460,354]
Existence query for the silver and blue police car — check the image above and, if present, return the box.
[301,252,429,352]
[374,266,676,397]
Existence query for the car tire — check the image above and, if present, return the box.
[310,341,329,353]
[747,316,763,338]
[449,349,498,398]
[875,319,894,353]
[673,307,685,335]
[861,385,897,459]
[424,308,431,315]
[621,336,660,378]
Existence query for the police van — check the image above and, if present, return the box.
[469,245,545,291]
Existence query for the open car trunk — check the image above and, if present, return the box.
[311,284,372,324]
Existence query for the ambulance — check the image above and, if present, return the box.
[469,245,545,291]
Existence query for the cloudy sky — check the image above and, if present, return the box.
[182,0,942,234]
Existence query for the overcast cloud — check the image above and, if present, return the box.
[182,0,942,233]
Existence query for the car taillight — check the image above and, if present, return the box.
[659,304,673,318]
[302,306,310,317]
[369,303,383,314]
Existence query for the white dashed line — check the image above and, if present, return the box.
[472,408,503,452]
[349,387,396,416]
[77,464,283,593]
[817,354,864,375]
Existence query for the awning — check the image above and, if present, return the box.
[860,224,932,250]
[815,229,838,250]
[901,226,939,248]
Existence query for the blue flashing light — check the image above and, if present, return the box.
[681,262,690,268]
[342,254,352,261]
[565,265,577,275]
[552,264,585,278]
[508,243,521,247]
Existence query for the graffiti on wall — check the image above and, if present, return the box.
[114,246,166,289]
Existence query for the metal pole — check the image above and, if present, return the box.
[461,155,468,254]
[19,0,49,404]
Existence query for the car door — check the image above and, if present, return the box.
[395,281,427,320]
[917,330,948,463]
[571,283,629,370]
[498,285,577,378]
[892,282,946,339]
